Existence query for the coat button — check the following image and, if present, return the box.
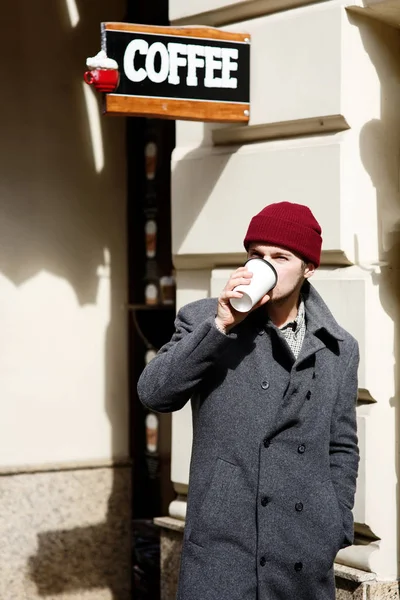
[260,556,267,567]
[295,502,304,512]
[261,380,270,390]
[261,496,270,507]
[263,438,271,448]
[294,562,303,572]
[306,390,311,400]
[297,444,306,454]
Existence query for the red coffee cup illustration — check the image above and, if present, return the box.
[84,68,119,93]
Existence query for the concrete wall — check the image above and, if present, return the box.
[0,2,130,598]
[169,0,400,583]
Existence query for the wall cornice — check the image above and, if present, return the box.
[171,0,324,26]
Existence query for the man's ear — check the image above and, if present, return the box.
[304,263,316,279]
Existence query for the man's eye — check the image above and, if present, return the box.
[277,256,288,260]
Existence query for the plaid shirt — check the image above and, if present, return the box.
[279,297,306,359]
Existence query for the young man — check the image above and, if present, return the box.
[138,202,359,600]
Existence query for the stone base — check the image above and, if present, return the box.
[0,465,131,599]
[336,577,400,600]
[154,517,400,600]
[154,517,184,600]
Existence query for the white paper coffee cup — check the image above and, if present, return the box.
[230,258,277,313]
[145,412,159,453]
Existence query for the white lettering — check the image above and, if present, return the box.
[124,39,148,82]
[122,38,240,90]
[186,45,205,87]
[221,48,238,89]
[146,42,169,83]
[204,46,222,88]
[168,42,188,85]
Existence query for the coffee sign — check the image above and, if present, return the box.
[99,23,250,122]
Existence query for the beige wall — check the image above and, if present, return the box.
[0,1,128,468]
[0,4,130,598]
[169,0,400,583]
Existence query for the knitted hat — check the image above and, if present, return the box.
[243,202,322,266]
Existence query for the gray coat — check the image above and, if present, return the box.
[138,282,359,600]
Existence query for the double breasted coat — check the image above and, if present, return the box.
[137,281,360,600]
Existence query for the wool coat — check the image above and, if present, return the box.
[137,281,360,600]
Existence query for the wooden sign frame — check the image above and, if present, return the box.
[101,23,251,123]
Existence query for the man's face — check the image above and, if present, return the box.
[247,243,315,303]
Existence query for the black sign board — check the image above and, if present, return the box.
[101,23,251,122]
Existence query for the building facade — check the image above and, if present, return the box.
[156,0,400,598]
[0,2,130,599]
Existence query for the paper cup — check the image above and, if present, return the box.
[145,220,157,258]
[160,275,176,305]
[145,283,158,305]
[230,258,277,313]
[145,142,157,181]
[145,413,159,453]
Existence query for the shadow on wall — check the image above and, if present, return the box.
[354,12,400,578]
[0,1,124,304]
[171,122,238,255]
[28,468,130,598]
[0,1,130,599]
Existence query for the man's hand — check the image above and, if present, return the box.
[215,266,270,334]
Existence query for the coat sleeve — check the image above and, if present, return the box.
[137,303,238,413]
[329,340,360,549]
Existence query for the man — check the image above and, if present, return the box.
[138,202,359,600]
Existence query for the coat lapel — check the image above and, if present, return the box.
[269,282,345,433]
[295,330,326,368]
[232,282,345,435]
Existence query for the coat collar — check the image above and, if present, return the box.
[301,281,345,342]
[246,280,345,344]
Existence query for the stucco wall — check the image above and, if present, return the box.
[169,0,400,581]
[0,1,128,467]
[0,3,130,598]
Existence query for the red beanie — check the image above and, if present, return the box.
[243,202,322,267]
